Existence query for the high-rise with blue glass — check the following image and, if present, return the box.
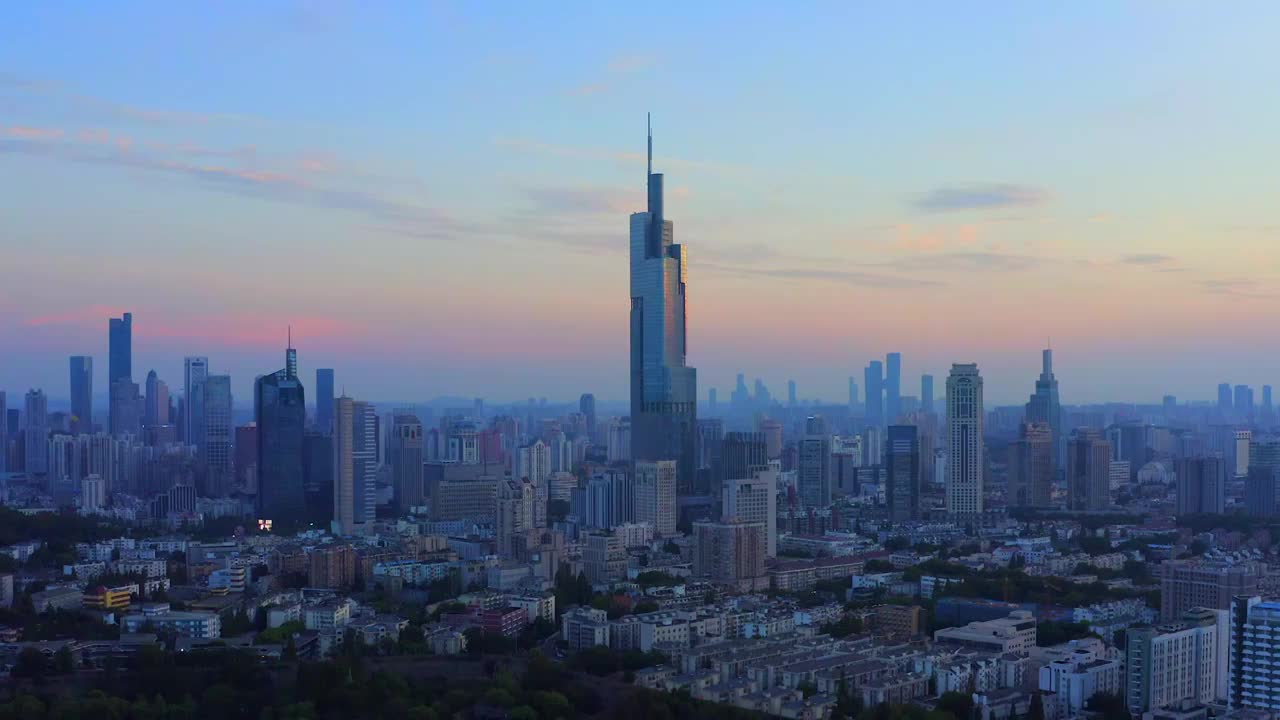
[630,115,697,496]
[256,340,306,524]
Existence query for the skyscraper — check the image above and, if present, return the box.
[1218,383,1233,414]
[865,360,884,426]
[0,392,6,473]
[946,364,984,516]
[797,416,831,509]
[108,380,140,437]
[1067,428,1112,511]
[352,401,378,526]
[629,116,697,496]
[184,357,209,445]
[69,356,93,435]
[23,389,48,476]
[634,459,677,537]
[722,468,777,558]
[108,312,132,385]
[1264,385,1274,416]
[787,380,797,406]
[201,375,233,497]
[721,431,767,487]
[1025,347,1063,471]
[333,396,355,534]
[1177,455,1225,515]
[885,425,919,522]
[391,414,425,511]
[920,374,934,415]
[847,377,859,408]
[146,372,169,427]
[315,368,334,434]
[885,352,902,422]
[579,393,596,440]
[256,343,306,525]
[1235,384,1254,420]
[144,370,159,426]
[1008,422,1052,508]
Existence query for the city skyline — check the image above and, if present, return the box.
[6,4,1280,403]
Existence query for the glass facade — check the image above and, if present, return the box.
[256,346,306,524]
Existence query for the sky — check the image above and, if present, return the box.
[3,2,1280,407]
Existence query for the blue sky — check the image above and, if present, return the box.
[3,2,1280,406]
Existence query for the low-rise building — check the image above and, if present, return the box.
[121,607,221,639]
[934,611,1037,655]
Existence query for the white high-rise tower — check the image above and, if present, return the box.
[946,363,984,516]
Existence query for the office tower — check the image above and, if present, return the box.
[1218,383,1233,414]
[144,370,158,426]
[629,116,697,495]
[862,425,883,467]
[352,401,378,527]
[721,431,768,486]
[1244,436,1280,517]
[848,377,859,408]
[579,470,634,530]
[634,459,677,537]
[579,393,596,440]
[583,533,626,584]
[201,375,233,497]
[1025,347,1064,471]
[1067,428,1111,511]
[831,435,862,496]
[235,424,257,491]
[921,374,934,415]
[144,370,169,427]
[23,390,49,475]
[184,357,209,445]
[1008,422,1052,508]
[1235,385,1255,420]
[865,360,884,426]
[391,414,424,511]
[496,479,536,558]
[1126,608,1220,715]
[946,364,984,516]
[787,380,797,406]
[81,474,105,514]
[1178,456,1225,515]
[256,344,306,525]
[722,468,777,557]
[693,520,766,589]
[333,396,355,533]
[315,369,334,434]
[1161,559,1261,621]
[108,380,140,438]
[303,432,334,526]
[1236,430,1252,479]
[885,352,902,422]
[108,312,132,385]
[797,416,831,509]
[759,419,783,460]
[1265,386,1275,416]
[69,356,93,434]
[885,425,919,521]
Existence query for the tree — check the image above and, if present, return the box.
[283,637,298,661]
[54,645,74,673]
[13,648,47,678]
[1085,692,1129,719]
[798,680,818,699]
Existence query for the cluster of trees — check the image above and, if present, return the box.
[820,614,865,639]
[1035,621,1098,647]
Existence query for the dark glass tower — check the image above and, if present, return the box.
[315,368,335,434]
[630,115,697,496]
[256,340,307,524]
[885,352,902,422]
[885,424,919,521]
[1025,348,1063,471]
[864,360,884,427]
[69,356,93,434]
[108,312,132,384]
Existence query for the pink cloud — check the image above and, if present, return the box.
[24,305,129,327]
[5,126,63,140]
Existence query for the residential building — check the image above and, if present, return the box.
[1161,560,1262,621]
[1128,609,1220,714]
[1067,428,1112,511]
[722,468,778,557]
[635,459,677,537]
[1008,422,1053,508]
[693,520,766,590]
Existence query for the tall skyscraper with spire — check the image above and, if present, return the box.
[1025,347,1064,471]
[256,335,306,525]
[630,115,697,497]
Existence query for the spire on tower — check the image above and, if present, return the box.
[647,112,652,178]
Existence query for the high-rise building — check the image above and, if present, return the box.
[629,116,697,496]
[81,474,105,514]
[108,380,140,437]
[256,344,306,525]
[722,468,777,557]
[583,533,625,584]
[1067,428,1112,511]
[1264,386,1275,416]
[0,391,6,473]
[184,357,209,446]
[921,374,934,415]
[848,377,859,408]
[1244,436,1280,517]
[885,352,902,422]
[514,439,551,487]
[108,312,132,385]
[391,414,424,511]
[1008,422,1052,508]
[1228,596,1280,711]
[579,393,597,440]
[352,401,378,527]
[693,520,766,590]
[69,356,93,434]
[787,380,797,406]
[606,417,631,462]
[315,368,334,434]
[721,431,767,488]
[333,396,356,534]
[634,459,677,537]
[24,389,49,476]
[885,425,919,522]
[1218,383,1233,415]
[759,419,783,460]
[1235,384,1254,419]
[496,479,536,558]
[797,416,831,509]
[1178,456,1225,515]
[1126,608,1220,715]
[946,364,984,516]
[865,360,884,426]
[1160,559,1261,621]
[201,375,233,497]
[144,370,169,428]
[1025,348,1063,471]
[235,424,257,492]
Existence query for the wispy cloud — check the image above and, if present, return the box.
[883,251,1040,272]
[913,183,1050,213]
[567,83,609,97]
[565,52,660,97]
[495,136,749,176]
[702,262,941,289]
[1120,253,1173,266]
[1202,279,1277,298]
[1,69,261,127]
